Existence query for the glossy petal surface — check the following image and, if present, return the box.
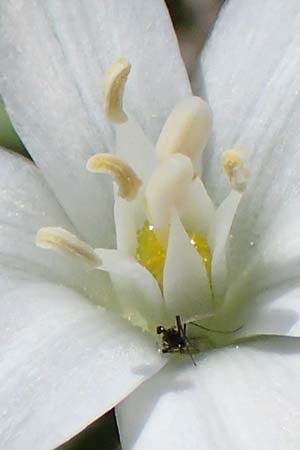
[195,0,300,308]
[196,0,300,204]
[1,282,165,450]
[0,148,112,304]
[118,338,300,450]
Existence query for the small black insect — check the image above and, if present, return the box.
[157,315,242,366]
[157,315,199,365]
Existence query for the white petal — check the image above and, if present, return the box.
[196,1,300,307]
[0,148,105,298]
[0,281,165,450]
[163,214,212,321]
[225,173,300,309]
[195,0,300,204]
[0,1,190,244]
[96,249,165,328]
[117,338,300,450]
[0,148,113,306]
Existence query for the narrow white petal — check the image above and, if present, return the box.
[0,1,190,244]
[0,282,165,450]
[117,338,300,450]
[163,214,212,321]
[195,0,300,205]
[180,177,215,236]
[145,154,194,229]
[209,190,241,302]
[116,119,156,183]
[114,197,137,256]
[96,249,165,328]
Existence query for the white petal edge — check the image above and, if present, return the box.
[0,281,166,450]
[163,214,212,322]
[0,0,190,244]
[233,285,300,339]
[117,338,300,450]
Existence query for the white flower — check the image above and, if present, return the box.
[1,1,300,450]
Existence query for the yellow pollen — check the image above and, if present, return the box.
[136,221,211,289]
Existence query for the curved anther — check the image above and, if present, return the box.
[222,149,249,192]
[36,227,101,266]
[103,58,131,123]
[156,96,212,161]
[87,153,142,201]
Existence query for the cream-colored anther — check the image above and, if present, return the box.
[103,58,131,123]
[36,227,101,266]
[222,149,249,192]
[145,153,194,229]
[156,96,212,161]
[87,153,142,201]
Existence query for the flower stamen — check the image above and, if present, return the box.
[36,227,101,266]
[145,153,194,230]
[103,58,131,123]
[156,96,212,162]
[87,153,142,201]
[222,149,249,192]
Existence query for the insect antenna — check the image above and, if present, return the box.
[189,322,243,335]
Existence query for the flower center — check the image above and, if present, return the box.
[35,58,251,346]
[136,220,211,289]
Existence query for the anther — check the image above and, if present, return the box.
[222,149,249,192]
[36,227,101,266]
[87,153,142,201]
[156,96,212,162]
[103,58,131,123]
